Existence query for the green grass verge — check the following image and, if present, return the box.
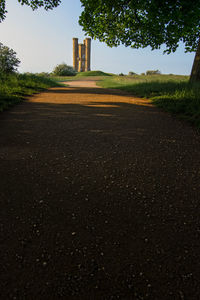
[98,74,200,129]
[0,73,61,112]
[76,70,112,77]
[51,70,112,82]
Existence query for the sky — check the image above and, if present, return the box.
[0,0,195,75]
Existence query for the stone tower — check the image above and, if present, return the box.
[85,38,91,72]
[73,37,91,72]
[72,38,78,72]
[78,44,85,72]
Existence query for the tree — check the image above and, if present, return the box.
[146,70,161,75]
[52,63,77,76]
[0,42,20,74]
[128,71,137,76]
[79,0,200,82]
[0,0,61,22]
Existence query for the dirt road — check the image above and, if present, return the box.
[63,80,101,88]
[0,84,200,299]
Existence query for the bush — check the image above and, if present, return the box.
[36,72,50,77]
[146,70,161,75]
[52,63,77,76]
[0,42,20,74]
[119,73,124,76]
[128,71,137,76]
[0,73,60,112]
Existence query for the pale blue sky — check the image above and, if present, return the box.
[0,0,195,75]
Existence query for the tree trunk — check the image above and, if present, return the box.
[190,39,200,83]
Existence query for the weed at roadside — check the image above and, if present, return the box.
[0,73,61,111]
[98,74,200,129]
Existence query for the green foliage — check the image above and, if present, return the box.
[153,86,200,128]
[1,1,200,56]
[128,71,137,76]
[0,73,60,111]
[0,43,20,74]
[0,1,6,21]
[0,0,61,22]
[35,72,50,77]
[79,0,200,54]
[98,74,200,128]
[52,63,77,76]
[146,70,161,75]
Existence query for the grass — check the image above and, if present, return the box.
[76,70,112,77]
[0,73,61,111]
[52,70,112,82]
[98,74,200,129]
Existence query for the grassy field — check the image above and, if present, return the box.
[0,73,61,111]
[51,70,112,82]
[97,74,200,129]
[76,70,112,77]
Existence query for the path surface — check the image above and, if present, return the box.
[0,83,200,299]
[63,80,101,88]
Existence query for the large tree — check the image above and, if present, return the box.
[0,42,20,73]
[0,0,61,22]
[1,0,200,81]
[79,0,200,82]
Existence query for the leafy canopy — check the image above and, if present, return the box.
[52,63,77,76]
[0,0,61,22]
[1,0,200,55]
[79,0,200,53]
[0,43,20,74]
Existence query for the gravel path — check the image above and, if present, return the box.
[0,84,200,299]
[63,80,101,88]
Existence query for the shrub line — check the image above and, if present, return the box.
[0,73,61,112]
